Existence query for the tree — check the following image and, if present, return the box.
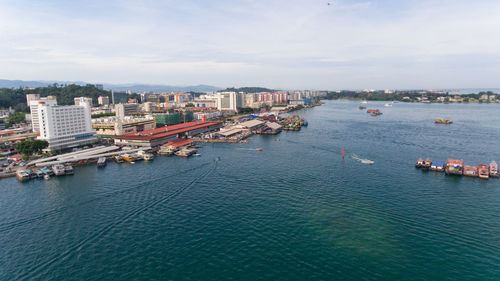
[14,140,49,156]
[185,103,195,107]
[6,112,26,127]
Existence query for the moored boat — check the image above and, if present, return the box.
[445,159,463,175]
[114,155,124,163]
[175,148,197,157]
[490,161,498,177]
[97,157,107,167]
[52,164,66,176]
[415,158,424,168]
[422,158,432,170]
[430,161,445,172]
[463,165,478,177]
[16,170,30,181]
[64,165,74,175]
[478,164,489,179]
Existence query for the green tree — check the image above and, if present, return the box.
[6,112,26,127]
[14,140,49,156]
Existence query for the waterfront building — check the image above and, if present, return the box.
[98,96,110,106]
[30,97,57,132]
[92,116,156,137]
[26,94,40,107]
[36,100,97,150]
[193,111,222,121]
[74,97,93,106]
[114,120,223,147]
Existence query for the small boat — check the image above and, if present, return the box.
[490,161,499,177]
[415,158,424,168]
[175,148,197,157]
[445,159,464,175]
[463,165,478,177]
[52,164,66,176]
[97,157,107,167]
[142,153,154,161]
[193,153,201,157]
[361,159,374,165]
[359,106,366,110]
[274,139,280,141]
[64,165,74,175]
[36,169,45,178]
[256,148,263,151]
[422,158,432,170]
[384,103,392,107]
[114,155,124,163]
[16,170,30,181]
[360,100,368,104]
[41,168,54,176]
[430,161,445,172]
[44,174,50,180]
[158,146,177,156]
[435,119,452,124]
[478,164,489,179]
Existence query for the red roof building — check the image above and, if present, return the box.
[114,121,222,147]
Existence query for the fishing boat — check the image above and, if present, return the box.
[97,157,107,167]
[64,165,74,175]
[175,148,197,157]
[41,168,54,176]
[422,158,432,170]
[52,164,66,176]
[478,164,489,179]
[415,158,424,168]
[445,159,464,175]
[490,161,499,177]
[430,161,445,172]
[463,165,478,177]
[16,170,30,181]
[114,155,124,163]
[158,146,177,156]
[367,109,382,116]
[36,169,46,178]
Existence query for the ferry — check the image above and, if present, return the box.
[97,157,107,167]
[52,164,66,176]
[64,165,74,175]
[490,161,499,177]
[478,164,489,179]
[175,148,197,157]
[415,158,424,168]
[16,170,30,181]
[463,165,478,177]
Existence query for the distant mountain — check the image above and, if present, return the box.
[222,87,277,93]
[104,84,221,93]
[0,79,221,93]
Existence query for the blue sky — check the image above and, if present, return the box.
[1,0,499,89]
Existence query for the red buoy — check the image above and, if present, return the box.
[342,148,345,159]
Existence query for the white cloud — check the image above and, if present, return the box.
[0,0,499,89]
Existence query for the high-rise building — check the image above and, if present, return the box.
[26,94,40,107]
[111,91,129,104]
[216,92,244,112]
[98,96,110,106]
[74,97,93,106]
[37,101,96,150]
[30,97,58,132]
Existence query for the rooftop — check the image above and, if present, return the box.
[115,121,221,141]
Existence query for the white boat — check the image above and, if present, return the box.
[384,103,392,107]
[64,165,74,175]
[360,100,368,104]
[97,157,107,167]
[52,164,66,176]
[44,174,51,180]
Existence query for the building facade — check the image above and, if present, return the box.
[30,97,58,132]
[37,102,97,150]
[74,97,93,106]
[98,96,110,106]
[26,94,40,107]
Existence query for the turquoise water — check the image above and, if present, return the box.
[1,100,500,280]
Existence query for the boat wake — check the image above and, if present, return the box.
[352,154,374,165]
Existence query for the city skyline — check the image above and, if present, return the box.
[1,0,500,89]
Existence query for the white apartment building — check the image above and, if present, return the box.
[37,101,97,150]
[30,97,57,132]
[216,92,244,112]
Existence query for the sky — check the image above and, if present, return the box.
[1,0,500,90]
